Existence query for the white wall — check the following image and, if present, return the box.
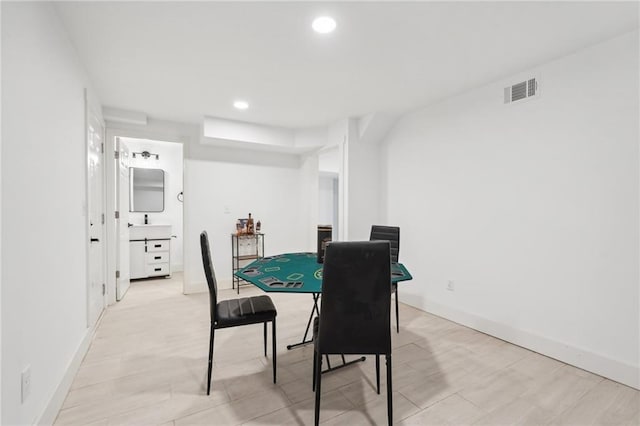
[203,116,295,148]
[299,154,319,251]
[203,117,328,152]
[328,119,350,240]
[382,31,639,388]
[123,138,184,271]
[183,159,310,293]
[294,127,328,149]
[319,148,339,239]
[326,117,383,242]
[318,175,337,227]
[2,2,100,423]
[0,3,3,419]
[318,147,339,174]
[346,118,381,241]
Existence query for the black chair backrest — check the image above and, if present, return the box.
[200,231,218,323]
[370,225,400,263]
[317,241,392,355]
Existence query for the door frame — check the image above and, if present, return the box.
[84,89,107,327]
[115,137,131,300]
[104,126,185,304]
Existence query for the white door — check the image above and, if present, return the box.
[87,97,106,327]
[116,138,131,300]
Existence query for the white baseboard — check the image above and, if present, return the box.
[416,298,639,390]
[36,316,101,425]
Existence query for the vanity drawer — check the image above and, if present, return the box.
[146,252,169,264]
[147,263,170,277]
[147,240,170,252]
[130,237,171,280]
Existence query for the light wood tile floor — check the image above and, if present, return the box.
[55,274,639,425]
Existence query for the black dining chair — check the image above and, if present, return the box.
[312,241,393,425]
[200,231,277,395]
[370,225,401,333]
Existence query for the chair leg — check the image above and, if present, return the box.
[207,324,215,395]
[314,354,323,426]
[395,287,400,333]
[386,354,393,425]
[264,322,267,357]
[375,355,380,394]
[312,350,317,391]
[272,318,277,383]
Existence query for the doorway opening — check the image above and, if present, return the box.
[318,148,340,240]
[114,137,184,300]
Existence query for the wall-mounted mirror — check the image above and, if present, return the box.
[130,167,165,212]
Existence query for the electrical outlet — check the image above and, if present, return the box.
[447,280,455,291]
[21,366,31,403]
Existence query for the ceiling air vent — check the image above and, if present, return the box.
[504,78,538,104]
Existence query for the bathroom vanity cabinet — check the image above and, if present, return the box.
[130,225,172,279]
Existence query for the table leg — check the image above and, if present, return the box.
[322,355,366,374]
[286,293,320,350]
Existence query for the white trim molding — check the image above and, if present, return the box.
[422,299,640,390]
[36,318,101,425]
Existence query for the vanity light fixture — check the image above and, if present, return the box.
[233,100,249,110]
[312,16,336,34]
[132,150,159,160]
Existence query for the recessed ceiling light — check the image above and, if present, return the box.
[312,16,336,34]
[233,100,249,110]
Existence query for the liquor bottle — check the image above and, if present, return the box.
[256,220,261,233]
[247,213,254,234]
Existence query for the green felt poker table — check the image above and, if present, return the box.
[235,252,413,353]
[235,252,413,293]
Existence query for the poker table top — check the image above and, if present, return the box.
[234,252,412,293]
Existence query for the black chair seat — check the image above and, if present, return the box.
[217,295,276,328]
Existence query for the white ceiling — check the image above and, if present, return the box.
[55,1,638,129]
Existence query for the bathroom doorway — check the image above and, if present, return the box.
[114,137,184,300]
